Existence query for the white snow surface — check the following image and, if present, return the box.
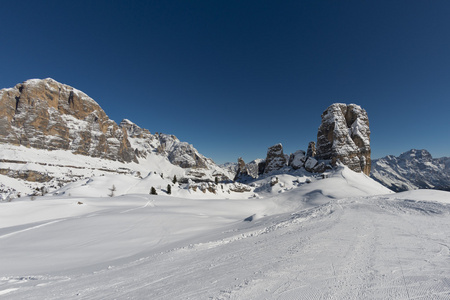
[1,166,450,299]
[0,144,234,198]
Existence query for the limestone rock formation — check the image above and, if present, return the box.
[158,134,211,169]
[248,159,266,178]
[304,157,318,172]
[306,142,316,158]
[120,119,152,140]
[289,150,306,170]
[316,103,371,175]
[264,144,287,173]
[233,158,265,181]
[120,119,226,178]
[236,157,248,175]
[233,157,250,181]
[0,78,136,162]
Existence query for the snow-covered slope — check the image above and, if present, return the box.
[2,167,450,299]
[0,143,235,201]
[371,149,450,192]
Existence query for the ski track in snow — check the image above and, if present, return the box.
[0,219,66,239]
[2,195,450,299]
[119,200,154,214]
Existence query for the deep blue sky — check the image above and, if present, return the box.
[2,1,450,164]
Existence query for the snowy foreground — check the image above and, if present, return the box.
[1,168,450,299]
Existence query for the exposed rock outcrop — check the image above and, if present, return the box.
[316,103,371,175]
[233,157,250,181]
[120,118,214,170]
[304,157,318,172]
[233,158,265,181]
[289,150,306,170]
[247,159,265,178]
[0,78,136,163]
[306,142,316,158]
[159,134,210,169]
[264,144,287,173]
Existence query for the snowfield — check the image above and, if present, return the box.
[1,167,450,299]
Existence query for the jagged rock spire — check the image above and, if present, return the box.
[264,143,287,173]
[316,103,371,175]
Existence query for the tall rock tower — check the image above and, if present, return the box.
[316,103,371,175]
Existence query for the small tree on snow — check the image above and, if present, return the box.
[150,187,157,195]
[40,186,47,196]
[167,184,171,195]
[172,175,177,184]
[215,176,219,185]
[108,185,116,197]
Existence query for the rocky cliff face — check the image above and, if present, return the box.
[157,134,211,169]
[233,157,251,181]
[264,144,288,174]
[233,157,265,181]
[316,103,371,175]
[371,149,450,192]
[306,142,316,158]
[289,150,306,170]
[120,119,216,171]
[0,79,232,190]
[0,78,136,163]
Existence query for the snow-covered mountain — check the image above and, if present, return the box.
[371,149,450,192]
[0,79,234,199]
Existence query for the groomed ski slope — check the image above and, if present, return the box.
[1,167,450,299]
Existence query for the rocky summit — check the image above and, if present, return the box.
[316,103,371,175]
[371,149,450,192]
[0,78,136,163]
[264,144,288,174]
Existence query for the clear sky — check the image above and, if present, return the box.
[1,1,450,164]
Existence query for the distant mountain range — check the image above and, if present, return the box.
[371,149,450,192]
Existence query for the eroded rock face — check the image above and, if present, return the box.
[233,158,265,181]
[264,143,287,173]
[289,150,306,170]
[316,103,371,175]
[157,134,211,169]
[0,78,137,162]
[120,119,216,170]
[233,157,250,181]
[307,141,316,158]
[304,157,318,172]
